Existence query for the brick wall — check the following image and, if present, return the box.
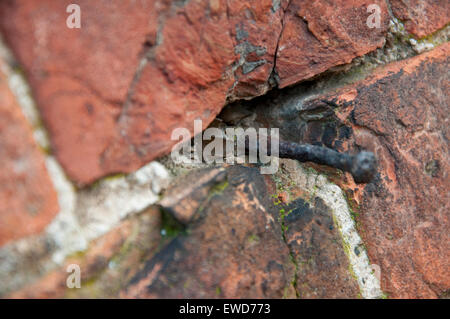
[0,0,448,299]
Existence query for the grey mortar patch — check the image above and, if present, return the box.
[234,40,267,73]
[271,0,281,13]
[242,60,267,74]
[236,25,249,41]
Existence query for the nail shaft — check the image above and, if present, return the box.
[245,137,377,183]
[278,141,377,183]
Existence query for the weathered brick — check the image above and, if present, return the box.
[0,0,390,184]
[284,196,360,298]
[0,0,168,184]
[390,0,450,38]
[301,43,450,298]
[121,165,363,298]
[275,0,389,88]
[6,206,162,298]
[0,58,59,246]
[92,0,287,179]
[122,166,297,298]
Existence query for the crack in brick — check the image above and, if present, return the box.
[270,0,293,86]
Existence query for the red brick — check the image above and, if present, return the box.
[0,59,59,246]
[0,0,389,184]
[0,0,168,184]
[6,207,162,298]
[275,0,389,88]
[103,0,390,178]
[302,43,450,298]
[390,0,450,38]
[122,166,296,298]
[284,197,360,298]
[100,0,286,176]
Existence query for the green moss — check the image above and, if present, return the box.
[349,209,359,223]
[109,224,140,267]
[210,180,229,195]
[65,249,88,260]
[247,234,260,244]
[413,22,450,42]
[195,180,230,216]
[38,144,52,156]
[347,263,358,282]
[160,207,186,239]
[303,165,319,176]
[272,189,298,297]
[343,191,362,233]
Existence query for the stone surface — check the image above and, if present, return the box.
[1,0,447,299]
[0,160,170,296]
[6,206,162,298]
[231,43,450,298]
[390,0,450,38]
[335,43,450,298]
[0,57,59,246]
[159,168,228,224]
[0,0,169,185]
[269,160,378,298]
[4,166,295,298]
[275,0,389,88]
[75,161,170,242]
[122,165,368,298]
[4,164,374,298]
[0,0,390,184]
[283,196,360,298]
[122,166,297,298]
[100,0,287,181]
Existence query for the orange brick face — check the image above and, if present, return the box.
[0,58,59,246]
[390,0,450,38]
